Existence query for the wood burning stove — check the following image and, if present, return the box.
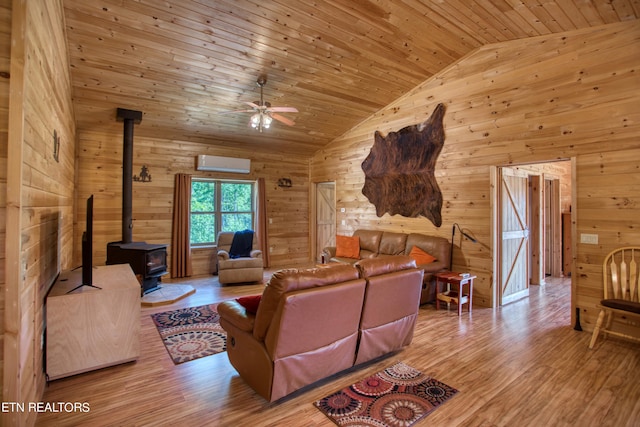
[107,242,167,294]
[106,108,169,295]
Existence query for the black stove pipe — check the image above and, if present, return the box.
[116,108,142,244]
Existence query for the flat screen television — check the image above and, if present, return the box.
[82,194,94,286]
[67,195,101,293]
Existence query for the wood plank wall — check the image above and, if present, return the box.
[310,20,640,327]
[0,0,10,407]
[3,0,76,425]
[75,131,310,276]
[3,9,639,422]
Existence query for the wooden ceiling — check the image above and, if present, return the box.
[62,0,639,155]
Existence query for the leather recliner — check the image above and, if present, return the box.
[218,264,366,401]
[354,256,424,364]
[216,231,263,285]
[217,256,423,402]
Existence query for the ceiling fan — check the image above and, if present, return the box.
[221,75,298,132]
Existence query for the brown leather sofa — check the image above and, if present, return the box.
[322,229,450,304]
[217,256,423,402]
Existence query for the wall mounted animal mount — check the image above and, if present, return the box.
[361,103,446,227]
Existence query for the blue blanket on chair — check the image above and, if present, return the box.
[229,229,254,259]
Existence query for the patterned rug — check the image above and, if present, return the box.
[151,304,226,364]
[314,362,458,426]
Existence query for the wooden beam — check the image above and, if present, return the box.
[3,0,26,426]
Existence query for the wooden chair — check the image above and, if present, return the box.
[589,247,640,349]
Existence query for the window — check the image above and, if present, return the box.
[190,179,255,246]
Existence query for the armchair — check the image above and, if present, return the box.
[216,231,264,285]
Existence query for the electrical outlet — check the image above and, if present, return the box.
[580,233,598,244]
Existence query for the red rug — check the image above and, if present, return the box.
[314,362,457,426]
[151,304,226,364]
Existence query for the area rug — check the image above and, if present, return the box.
[314,362,458,427]
[151,304,226,364]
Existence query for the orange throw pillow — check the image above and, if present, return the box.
[409,246,436,264]
[336,235,360,259]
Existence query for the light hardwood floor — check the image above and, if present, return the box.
[37,273,640,426]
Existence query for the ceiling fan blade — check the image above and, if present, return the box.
[271,113,296,126]
[267,106,298,113]
[245,101,262,109]
[219,109,254,115]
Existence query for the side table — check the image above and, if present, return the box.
[435,272,476,315]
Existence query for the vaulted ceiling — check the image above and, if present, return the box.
[63,0,639,155]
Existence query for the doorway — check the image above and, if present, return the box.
[313,182,336,263]
[494,160,572,307]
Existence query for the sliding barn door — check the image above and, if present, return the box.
[499,167,530,305]
[315,182,335,262]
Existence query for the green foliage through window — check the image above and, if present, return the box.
[190,180,255,246]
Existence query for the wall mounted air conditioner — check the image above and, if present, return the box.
[196,155,251,174]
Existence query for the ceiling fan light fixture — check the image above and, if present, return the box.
[222,75,297,132]
[250,113,261,128]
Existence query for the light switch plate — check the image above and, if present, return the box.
[580,233,598,244]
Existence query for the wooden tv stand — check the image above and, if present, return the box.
[46,264,140,380]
